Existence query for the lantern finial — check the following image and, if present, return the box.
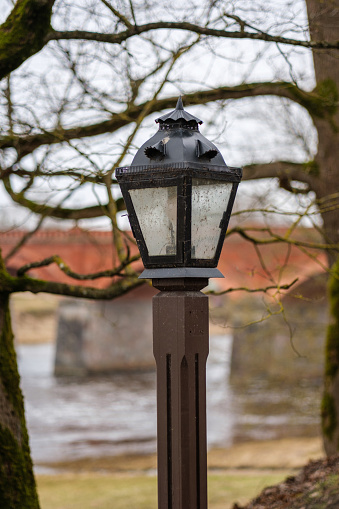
[176,96,184,110]
[155,97,203,125]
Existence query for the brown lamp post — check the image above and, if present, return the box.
[116,98,242,509]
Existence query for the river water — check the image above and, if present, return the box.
[16,335,321,467]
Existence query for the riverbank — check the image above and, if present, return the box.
[37,436,324,474]
[35,437,325,509]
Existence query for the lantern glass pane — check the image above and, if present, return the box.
[129,186,177,256]
[191,179,232,259]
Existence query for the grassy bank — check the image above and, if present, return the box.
[37,471,291,509]
[35,437,324,509]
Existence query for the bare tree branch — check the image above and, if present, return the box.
[242,161,317,188]
[206,278,299,296]
[16,252,140,279]
[99,0,132,28]
[0,263,143,298]
[227,226,339,252]
[2,175,126,220]
[4,214,45,262]
[2,1,339,81]
[0,83,331,157]
[46,22,339,50]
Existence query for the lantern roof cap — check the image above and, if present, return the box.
[155,97,203,125]
[128,97,228,167]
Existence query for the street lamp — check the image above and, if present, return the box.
[116,97,241,279]
[116,98,242,509]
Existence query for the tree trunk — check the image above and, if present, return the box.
[306,0,339,258]
[0,0,55,80]
[306,0,339,455]
[0,291,40,509]
[322,259,339,456]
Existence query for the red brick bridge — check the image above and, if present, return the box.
[0,226,327,295]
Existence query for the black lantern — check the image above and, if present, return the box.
[116,98,242,279]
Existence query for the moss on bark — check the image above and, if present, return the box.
[290,78,338,120]
[0,292,40,509]
[325,260,339,381]
[313,79,338,117]
[325,323,339,379]
[322,258,339,454]
[302,159,320,177]
[322,392,337,441]
[0,0,55,79]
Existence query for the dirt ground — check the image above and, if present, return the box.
[234,455,339,509]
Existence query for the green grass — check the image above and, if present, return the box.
[208,472,289,509]
[37,471,291,509]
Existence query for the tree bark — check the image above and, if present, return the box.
[0,290,40,508]
[322,259,339,456]
[0,0,55,80]
[306,0,339,258]
[306,0,339,455]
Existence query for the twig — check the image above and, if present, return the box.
[206,278,298,296]
[4,215,46,263]
[17,253,140,279]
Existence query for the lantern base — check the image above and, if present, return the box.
[139,267,224,279]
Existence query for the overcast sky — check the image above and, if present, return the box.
[0,0,320,231]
